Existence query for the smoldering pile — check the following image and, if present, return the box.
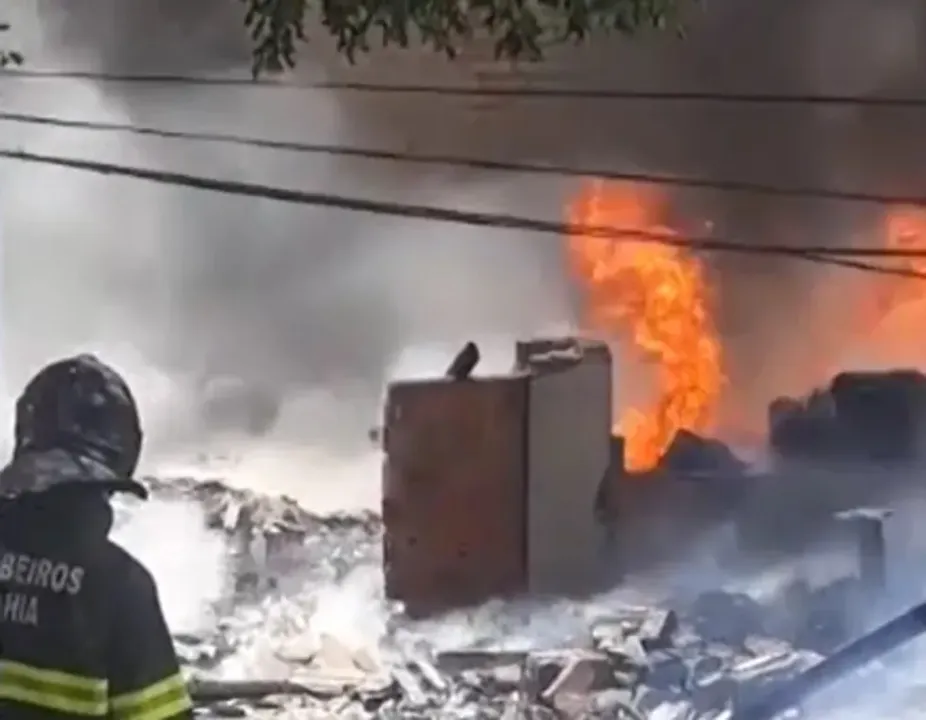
[124,475,897,720]
[180,604,825,720]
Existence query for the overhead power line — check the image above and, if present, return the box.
[798,253,926,279]
[3,69,926,107]
[4,110,926,210]
[0,145,925,281]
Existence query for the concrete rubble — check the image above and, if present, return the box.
[126,477,849,719]
[181,597,823,719]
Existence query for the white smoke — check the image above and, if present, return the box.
[112,497,228,635]
[0,0,571,495]
[0,4,574,661]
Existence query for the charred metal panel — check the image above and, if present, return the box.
[382,376,528,616]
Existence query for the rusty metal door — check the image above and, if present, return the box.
[382,376,528,616]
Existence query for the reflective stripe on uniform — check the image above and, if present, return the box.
[0,659,109,715]
[110,673,192,720]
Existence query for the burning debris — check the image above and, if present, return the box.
[119,270,926,719]
[770,370,926,464]
[568,180,724,473]
[132,472,912,720]
[656,430,747,479]
[175,569,828,719]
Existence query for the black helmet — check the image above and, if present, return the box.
[4,354,147,499]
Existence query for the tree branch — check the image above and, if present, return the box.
[241,0,695,77]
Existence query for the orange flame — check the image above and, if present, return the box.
[872,207,926,323]
[839,206,926,369]
[566,179,724,471]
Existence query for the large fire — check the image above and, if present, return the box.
[567,179,724,471]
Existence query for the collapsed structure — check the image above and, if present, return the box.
[770,370,926,464]
[145,349,926,718]
[159,467,909,720]
[379,336,926,617]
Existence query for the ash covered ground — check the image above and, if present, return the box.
[99,458,926,720]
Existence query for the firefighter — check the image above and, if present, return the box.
[0,353,193,720]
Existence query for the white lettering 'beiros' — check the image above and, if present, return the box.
[0,592,38,626]
[0,552,84,595]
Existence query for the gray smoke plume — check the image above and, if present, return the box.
[0,0,575,474]
[3,0,926,471]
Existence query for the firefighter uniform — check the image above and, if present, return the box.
[0,354,193,719]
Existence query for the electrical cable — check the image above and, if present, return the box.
[2,110,926,210]
[3,69,926,107]
[797,253,926,279]
[0,145,924,281]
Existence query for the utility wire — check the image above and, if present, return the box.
[3,69,926,107]
[799,254,926,279]
[0,145,924,280]
[3,110,926,210]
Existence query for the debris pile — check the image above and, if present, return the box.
[129,478,878,719]
[142,475,381,591]
[174,600,823,719]
[769,370,926,464]
[143,475,381,538]
[658,430,748,480]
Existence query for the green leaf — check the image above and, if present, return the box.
[242,0,696,76]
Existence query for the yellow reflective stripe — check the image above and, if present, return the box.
[0,660,109,715]
[110,673,192,720]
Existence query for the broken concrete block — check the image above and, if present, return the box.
[435,649,527,675]
[602,634,649,687]
[540,655,598,704]
[591,621,626,647]
[459,663,523,695]
[523,655,562,702]
[550,693,589,719]
[638,608,679,650]
[526,650,613,703]
[593,606,656,635]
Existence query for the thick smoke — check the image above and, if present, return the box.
[7,0,926,454]
[3,0,926,510]
[1,1,574,494]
